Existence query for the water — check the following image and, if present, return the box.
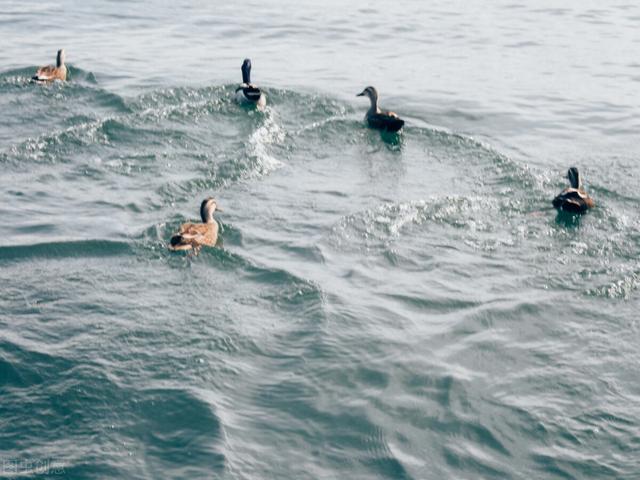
[1,1,640,478]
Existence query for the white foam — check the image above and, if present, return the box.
[245,108,285,177]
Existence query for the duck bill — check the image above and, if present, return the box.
[356,91,365,97]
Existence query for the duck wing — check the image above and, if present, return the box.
[32,65,55,81]
[32,65,65,82]
[169,223,217,250]
[552,188,593,213]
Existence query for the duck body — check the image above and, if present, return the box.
[32,49,67,83]
[552,188,594,213]
[235,59,266,108]
[235,83,266,108]
[552,167,594,214]
[357,86,405,133]
[365,110,405,132]
[169,198,221,253]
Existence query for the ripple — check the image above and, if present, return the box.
[124,387,226,477]
[328,196,498,253]
[1,19,640,478]
[0,239,132,264]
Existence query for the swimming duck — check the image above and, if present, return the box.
[235,59,266,109]
[32,49,67,83]
[552,167,595,214]
[169,198,222,252]
[357,86,405,132]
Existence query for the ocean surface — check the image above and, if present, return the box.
[1,1,640,478]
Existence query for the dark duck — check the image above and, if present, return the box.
[552,167,595,214]
[235,58,266,109]
[357,86,405,133]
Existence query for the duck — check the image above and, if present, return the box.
[357,86,405,132]
[235,58,266,109]
[552,167,595,214]
[169,198,222,253]
[32,49,67,83]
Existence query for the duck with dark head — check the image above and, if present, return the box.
[169,198,222,253]
[32,49,67,83]
[235,58,266,109]
[552,167,595,214]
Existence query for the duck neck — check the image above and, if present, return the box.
[569,172,582,189]
[200,206,215,223]
[242,65,251,84]
[367,95,380,115]
[57,53,64,68]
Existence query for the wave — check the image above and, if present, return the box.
[2,75,639,304]
[329,187,640,299]
[0,239,132,264]
[585,265,640,300]
[0,65,97,84]
[244,107,286,175]
[130,84,236,122]
[138,217,323,309]
[328,196,500,253]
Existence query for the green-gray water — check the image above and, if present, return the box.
[1,1,639,478]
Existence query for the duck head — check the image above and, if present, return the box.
[241,58,252,84]
[200,197,222,223]
[57,49,66,68]
[357,86,379,111]
[567,167,582,189]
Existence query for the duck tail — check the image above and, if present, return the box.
[170,234,183,247]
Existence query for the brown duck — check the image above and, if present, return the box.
[357,86,405,132]
[169,198,221,252]
[552,167,595,214]
[32,49,67,83]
